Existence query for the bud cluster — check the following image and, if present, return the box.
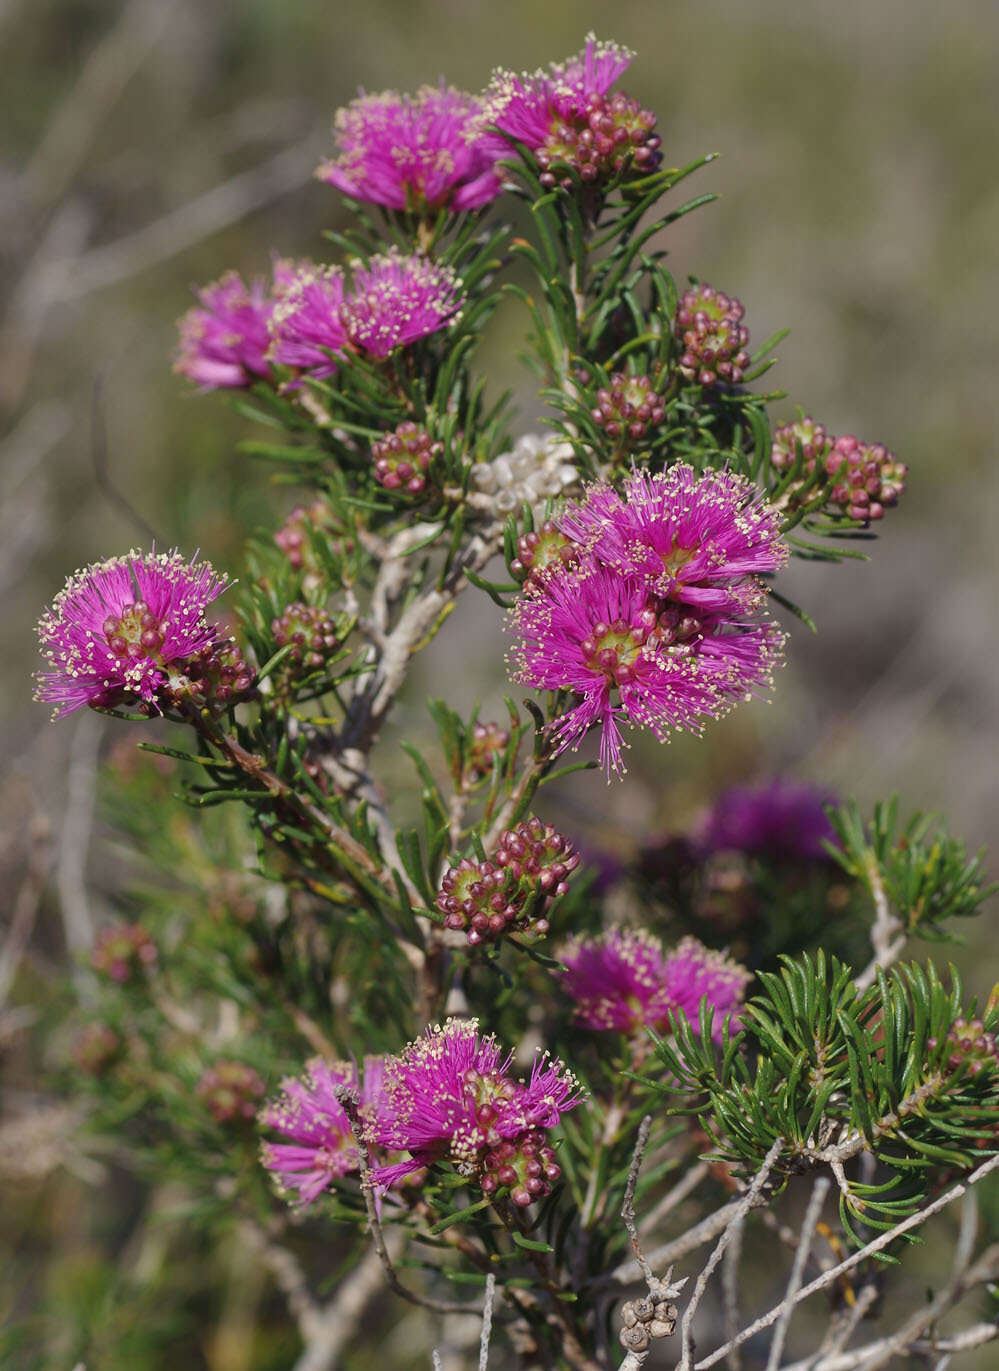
[91,923,157,983]
[591,371,666,450]
[174,636,255,709]
[271,603,339,672]
[71,1023,122,1075]
[371,421,442,495]
[537,91,661,191]
[511,520,581,590]
[772,418,907,523]
[930,1018,999,1079]
[436,818,579,945]
[464,720,511,781]
[676,284,751,387]
[480,1129,562,1206]
[196,1060,266,1124]
[274,500,352,588]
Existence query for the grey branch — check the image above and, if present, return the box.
[765,1176,830,1371]
[693,1151,999,1370]
[676,1139,784,1371]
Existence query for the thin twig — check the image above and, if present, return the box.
[621,1115,654,1285]
[854,858,904,993]
[693,1152,999,1370]
[331,1084,480,1316]
[721,1217,745,1371]
[478,1273,496,1371]
[638,1160,709,1238]
[677,1139,784,1371]
[290,1239,402,1371]
[765,1177,830,1371]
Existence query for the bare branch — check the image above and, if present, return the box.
[677,1138,783,1371]
[621,1115,654,1285]
[854,856,904,993]
[639,1161,709,1238]
[694,1152,999,1370]
[765,1176,830,1371]
[478,1273,496,1371]
[721,1216,745,1371]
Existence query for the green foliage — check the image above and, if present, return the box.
[829,797,998,943]
[648,951,999,1243]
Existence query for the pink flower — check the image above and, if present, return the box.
[479,34,661,189]
[260,1057,385,1205]
[661,937,751,1039]
[36,550,228,717]
[174,258,297,389]
[340,251,463,358]
[268,265,348,381]
[372,1019,580,1207]
[561,927,749,1040]
[560,465,787,613]
[696,779,837,862]
[317,85,501,212]
[509,559,783,776]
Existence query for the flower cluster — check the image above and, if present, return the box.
[510,465,787,776]
[36,550,229,718]
[269,251,463,385]
[316,85,501,213]
[260,1057,383,1204]
[371,1019,580,1206]
[481,35,661,191]
[174,258,298,390]
[772,418,907,523]
[260,1024,580,1210]
[560,928,749,1039]
[696,779,837,863]
[436,818,579,945]
[675,284,751,388]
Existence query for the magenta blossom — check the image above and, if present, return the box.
[174,258,298,389]
[372,1019,580,1207]
[561,927,749,1039]
[509,559,783,776]
[269,265,348,381]
[340,250,463,358]
[479,34,660,188]
[317,85,500,213]
[36,550,228,717]
[662,937,752,1038]
[260,1056,385,1205]
[480,34,633,155]
[560,465,787,613]
[696,778,837,862]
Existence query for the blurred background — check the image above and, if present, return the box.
[2,1,997,1367]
